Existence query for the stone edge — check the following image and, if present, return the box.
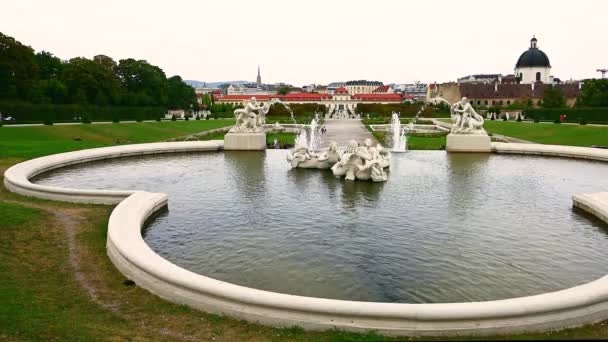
[4,141,608,336]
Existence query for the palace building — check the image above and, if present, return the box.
[432,36,581,108]
[215,85,409,118]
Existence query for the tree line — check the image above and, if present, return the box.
[0,32,196,110]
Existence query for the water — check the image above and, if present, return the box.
[34,151,608,303]
[390,112,407,152]
[295,117,321,150]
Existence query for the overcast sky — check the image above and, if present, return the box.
[2,0,606,85]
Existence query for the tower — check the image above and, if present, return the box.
[256,65,262,85]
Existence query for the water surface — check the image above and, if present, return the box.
[35,151,608,303]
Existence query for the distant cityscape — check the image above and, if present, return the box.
[187,36,602,115]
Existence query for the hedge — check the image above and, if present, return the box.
[525,108,608,124]
[356,103,446,118]
[266,103,326,118]
[0,101,166,122]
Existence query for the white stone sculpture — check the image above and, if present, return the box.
[273,121,285,132]
[287,141,340,169]
[449,97,485,134]
[231,97,270,133]
[427,96,486,134]
[428,96,491,152]
[331,139,390,182]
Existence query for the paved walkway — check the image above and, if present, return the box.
[318,119,376,148]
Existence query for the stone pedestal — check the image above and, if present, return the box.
[446,133,492,152]
[224,132,266,151]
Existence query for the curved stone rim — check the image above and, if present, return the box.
[4,141,608,336]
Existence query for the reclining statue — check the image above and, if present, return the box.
[331,139,390,182]
[287,141,340,169]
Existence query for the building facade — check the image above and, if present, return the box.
[514,37,552,84]
[214,86,405,118]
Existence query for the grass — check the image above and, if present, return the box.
[371,131,446,150]
[0,120,234,159]
[1,120,608,340]
[481,121,608,147]
[266,132,296,146]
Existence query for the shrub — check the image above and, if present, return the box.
[502,116,508,121]
[579,118,587,125]
[43,119,53,125]
[554,119,561,124]
[81,115,92,124]
[534,117,540,123]
[196,115,200,120]
[171,114,177,121]
[517,115,522,122]
[526,108,608,124]
[112,115,120,123]
[0,101,165,122]
[205,115,210,120]
[155,116,161,122]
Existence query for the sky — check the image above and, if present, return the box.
[2,0,607,86]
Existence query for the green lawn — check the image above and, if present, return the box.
[371,131,446,150]
[483,121,608,147]
[0,120,234,159]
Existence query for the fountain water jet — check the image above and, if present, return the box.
[390,112,407,152]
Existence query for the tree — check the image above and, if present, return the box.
[166,75,196,109]
[61,57,121,105]
[542,86,566,108]
[277,86,290,95]
[93,54,117,72]
[0,32,37,100]
[577,79,608,107]
[35,51,63,80]
[116,58,168,105]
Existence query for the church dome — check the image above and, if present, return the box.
[515,37,551,68]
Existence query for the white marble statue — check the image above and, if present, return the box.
[231,97,270,133]
[273,121,285,132]
[331,139,390,182]
[286,141,340,169]
[427,96,485,134]
[450,97,485,134]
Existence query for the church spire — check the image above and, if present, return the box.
[256,65,261,85]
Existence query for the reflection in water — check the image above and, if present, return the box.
[34,150,608,303]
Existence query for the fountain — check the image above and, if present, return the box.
[294,116,321,151]
[390,112,407,152]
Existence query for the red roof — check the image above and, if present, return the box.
[372,85,391,93]
[279,92,330,101]
[351,94,403,102]
[334,86,349,94]
[217,95,274,101]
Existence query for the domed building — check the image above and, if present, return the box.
[514,36,552,84]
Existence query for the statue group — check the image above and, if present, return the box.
[428,96,485,134]
[230,97,271,133]
[287,138,391,182]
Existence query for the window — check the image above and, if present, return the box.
[536,72,541,81]
[477,101,481,105]
[507,101,511,105]
[499,100,503,105]
[484,100,488,105]
[492,100,495,105]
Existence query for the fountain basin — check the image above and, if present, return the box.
[5,142,608,336]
